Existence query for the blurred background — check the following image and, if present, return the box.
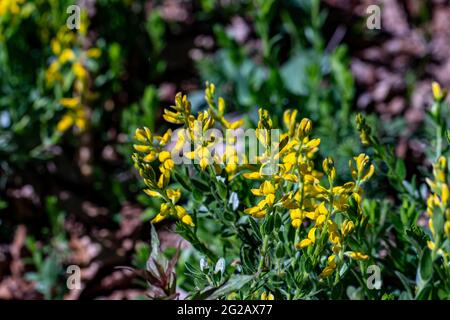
[0,0,449,299]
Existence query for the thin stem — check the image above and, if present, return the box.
[258,234,270,274]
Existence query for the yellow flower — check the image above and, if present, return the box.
[290,208,304,229]
[251,181,275,196]
[445,221,450,238]
[59,97,79,109]
[151,203,170,224]
[244,197,271,219]
[0,0,24,16]
[72,62,87,80]
[163,93,191,124]
[175,206,195,227]
[257,109,273,130]
[51,39,61,55]
[159,151,174,173]
[426,155,450,243]
[144,189,161,198]
[296,227,316,249]
[156,129,172,146]
[432,81,447,102]
[283,109,298,136]
[145,184,194,227]
[243,172,262,180]
[349,153,375,183]
[297,118,312,139]
[205,88,243,129]
[56,114,74,133]
[305,202,328,226]
[86,48,102,58]
[322,157,336,181]
[166,189,181,204]
[442,184,449,205]
[319,255,337,278]
[345,251,369,261]
[355,114,373,146]
[56,108,86,133]
[261,292,274,300]
[135,127,152,142]
[59,49,76,64]
[341,220,355,237]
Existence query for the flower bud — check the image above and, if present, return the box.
[297,118,312,138]
[322,157,335,177]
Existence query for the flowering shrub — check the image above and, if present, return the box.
[354,82,450,299]
[132,83,380,299]
[1,0,449,301]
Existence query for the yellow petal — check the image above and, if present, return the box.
[305,138,320,149]
[57,114,74,132]
[72,62,87,80]
[316,214,326,226]
[442,184,449,205]
[181,215,195,227]
[290,209,302,220]
[143,151,157,162]
[86,48,101,58]
[151,213,165,224]
[59,97,80,108]
[346,251,369,261]
[319,266,335,278]
[133,144,151,153]
[200,157,209,170]
[159,151,171,162]
[291,219,302,229]
[243,172,262,180]
[166,189,181,203]
[308,227,316,242]
[251,188,264,196]
[262,181,275,194]
[144,189,161,198]
[296,239,312,249]
[175,205,187,218]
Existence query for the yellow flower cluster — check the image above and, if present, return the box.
[163,85,244,173]
[132,126,196,226]
[426,156,450,250]
[260,291,274,300]
[133,84,246,226]
[133,84,374,280]
[46,17,101,133]
[242,109,374,278]
[0,0,23,16]
[204,82,244,130]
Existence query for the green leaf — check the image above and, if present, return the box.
[395,159,406,181]
[275,243,285,258]
[431,208,445,236]
[416,285,433,300]
[216,180,227,200]
[205,275,254,300]
[173,170,192,192]
[419,249,433,283]
[247,217,262,242]
[191,178,210,192]
[263,213,274,234]
[280,52,313,96]
[394,271,413,299]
